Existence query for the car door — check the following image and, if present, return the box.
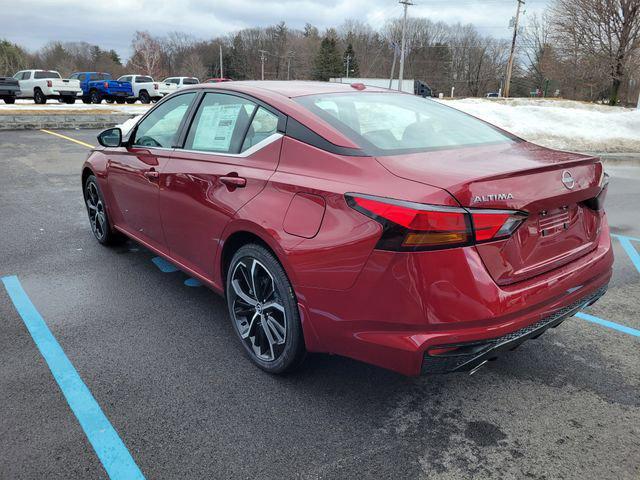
[105,92,198,250]
[15,71,32,97]
[160,91,284,280]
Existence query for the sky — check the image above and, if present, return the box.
[3,0,550,59]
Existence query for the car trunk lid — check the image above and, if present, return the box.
[375,141,605,285]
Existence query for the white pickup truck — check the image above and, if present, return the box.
[160,77,200,96]
[13,70,82,104]
[117,74,162,104]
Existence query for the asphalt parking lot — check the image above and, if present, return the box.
[1,129,639,480]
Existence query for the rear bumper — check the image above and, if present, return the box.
[299,219,614,376]
[421,285,607,374]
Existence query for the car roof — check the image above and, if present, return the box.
[197,80,391,99]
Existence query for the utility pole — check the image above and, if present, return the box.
[398,0,413,92]
[219,45,224,79]
[258,50,268,81]
[389,43,398,89]
[345,55,351,79]
[504,0,524,98]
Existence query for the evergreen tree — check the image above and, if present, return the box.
[343,43,359,77]
[108,49,122,66]
[312,36,342,81]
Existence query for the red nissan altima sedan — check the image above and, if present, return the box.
[82,81,613,376]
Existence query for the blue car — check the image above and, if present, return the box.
[70,72,133,104]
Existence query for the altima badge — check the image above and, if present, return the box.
[473,193,514,203]
[562,171,575,190]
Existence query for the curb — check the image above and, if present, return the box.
[0,113,136,130]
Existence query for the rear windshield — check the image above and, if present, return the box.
[34,71,61,79]
[295,92,515,155]
[183,78,199,85]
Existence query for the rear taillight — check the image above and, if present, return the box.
[46,80,52,87]
[346,193,526,251]
[581,172,609,212]
[154,83,159,90]
[104,82,109,88]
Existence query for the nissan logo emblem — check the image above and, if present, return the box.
[562,171,575,190]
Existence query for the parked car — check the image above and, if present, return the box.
[0,76,20,104]
[69,72,133,104]
[204,77,232,83]
[157,80,179,98]
[162,77,200,89]
[83,81,612,376]
[116,74,161,104]
[486,92,500,98]
[13,70,82,104]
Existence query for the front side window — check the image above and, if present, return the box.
[296,92,515,155]
[34,71,61,79]
[185,93,256,154]
[133,93,197,148]
[136,76,153,83]
[241,107,279,152]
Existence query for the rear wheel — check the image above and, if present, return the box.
[126,99,136,104]
[139,91,150,104]
[105,98,114,104]
[82,97,91,104]
[84,175,120,245]
[3,97,15,104]
[115,98,125,104]
[226,244,306,374]
[33,89,46,104]
[63,97,76,104]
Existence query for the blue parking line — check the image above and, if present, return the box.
[576,312,640,338]
[184,278,203,287]
[611,233,640,243]
[614,236,640,275]
[1,276,145,480]
[151,256,179,273]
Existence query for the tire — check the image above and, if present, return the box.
[126,99,136,104]
[226,244,306,374]
[84,175,121,245]
[34,89,46,104]
[105,98,114,104]
[82,97,91,104]
[63,97,76,104]
[3,97,15,104]
[139,91,151,104]
[115,98,125,104]
[90,90,102,104]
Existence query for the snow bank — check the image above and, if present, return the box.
[439,98,640,153]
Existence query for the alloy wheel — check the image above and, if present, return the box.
[230,257,287,362]
[85,181,107,240]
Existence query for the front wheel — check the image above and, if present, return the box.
[226,244,306,374]
[90,90,102,104]
[84,175,120,245]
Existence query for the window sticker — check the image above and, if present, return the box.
[192,104,241,152]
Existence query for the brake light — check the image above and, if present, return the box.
[346,194,526,251]
[46,80,52,87]
[104,82,109,88]
[154,83,158,90]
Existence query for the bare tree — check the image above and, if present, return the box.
[552,0,640,105]
[128,31,163,78]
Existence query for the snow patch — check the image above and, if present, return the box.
[438,98,640,153]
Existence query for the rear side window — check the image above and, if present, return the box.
[118,76,131,82]
[133,92,197,148]
[34,71,61,79]
[296,92,514,155]
[241,107,279,152]
[136,76,153,83]
[184,93,256,154]
[93,73,111,81]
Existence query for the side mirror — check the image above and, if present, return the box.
[97,127,122,148]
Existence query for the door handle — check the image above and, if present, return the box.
[144,169,159,181]
[220,176,247,188]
